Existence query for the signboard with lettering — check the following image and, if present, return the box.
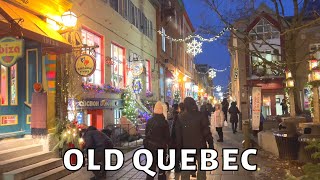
[0,115,18,126]
[0,37,24,67]
[75,54,96,77]
[252,87,261,130]
[76,98,123,110]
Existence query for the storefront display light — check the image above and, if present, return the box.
[61,11,78,27]
[285,69,292,79]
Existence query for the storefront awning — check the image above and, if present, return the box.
[166,70,174,79]
[0,1,72,53]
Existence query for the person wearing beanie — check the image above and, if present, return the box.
[144,101,170,180]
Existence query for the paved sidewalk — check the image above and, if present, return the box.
[62,126,255,180]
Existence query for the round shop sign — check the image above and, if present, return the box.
[0,37,24,67]
[132,63,143,76]
[75,54,96,77]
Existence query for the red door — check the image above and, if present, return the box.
[87,110,103,130]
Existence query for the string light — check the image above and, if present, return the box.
[216,86,222,92]
[157,27,235,42]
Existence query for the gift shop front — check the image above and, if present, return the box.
[75,98,123,130]
[0,0,72,137]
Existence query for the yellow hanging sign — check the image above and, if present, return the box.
[0,37,24,67]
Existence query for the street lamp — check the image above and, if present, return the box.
[309,58,318,71]
[285,69,296,117]
[285,78,294,88]
[308,58,320,123]
[61,11,78,27]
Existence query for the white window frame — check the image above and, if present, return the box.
[111,43,125,88]
[81,29,103,85]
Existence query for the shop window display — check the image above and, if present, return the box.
[111,44,125,88]
[81,29,103,85]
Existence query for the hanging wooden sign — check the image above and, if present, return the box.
[75,54,96,77]
[0,37,24,67]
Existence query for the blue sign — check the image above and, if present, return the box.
[76,98,123,110]
[77,112,83,124]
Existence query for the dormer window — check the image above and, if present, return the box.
[249,18,280,40]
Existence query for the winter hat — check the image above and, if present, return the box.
[154,101,164,114]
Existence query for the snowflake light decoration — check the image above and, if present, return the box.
[216,86,222,92]
[187,39,202,56]
[208,69,216,79]
[218,92,223,97]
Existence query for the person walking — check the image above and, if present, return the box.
[229,102,241,134]
[144,101,170,180]
[170,104,181,172]
[83,126,113,180]
[222,98,229,121]
[176,97,213,179]
[280,99,288,115]
[211,103,225,142]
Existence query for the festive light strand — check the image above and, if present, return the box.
[157,27,235,42]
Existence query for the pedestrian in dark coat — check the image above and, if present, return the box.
[169,104,181,172]
[222,98,229,121]
[83,126,113,180]
[145,101,170,180]
[228,102,240,134]
[176,97,213,180]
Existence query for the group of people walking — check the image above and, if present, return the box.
[144,97,241,180]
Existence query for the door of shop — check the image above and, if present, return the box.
[0,45,41,134]
[87,109,104,130]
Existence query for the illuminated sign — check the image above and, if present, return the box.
[76,98,123,110]
[75,54,96,77]
[0,37,24,67]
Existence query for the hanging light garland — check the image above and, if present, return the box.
[157,26,234,42]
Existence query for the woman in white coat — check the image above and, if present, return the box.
[211,103,225,142]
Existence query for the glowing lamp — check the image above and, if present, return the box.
[312,68,320,82]
[309,58,318,71]
[285,78,294,88]
[61,11,78,27]
[183,76,187,82]
[285,69,292,79]
[200,89,204,93]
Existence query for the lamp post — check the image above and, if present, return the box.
[308,57,320,123]
[285,69,296,117]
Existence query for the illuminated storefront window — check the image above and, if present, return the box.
[0,65,8,105]
[111,44,125,88]
[81,29,103,85]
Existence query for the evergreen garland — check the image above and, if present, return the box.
[122,88,138,122]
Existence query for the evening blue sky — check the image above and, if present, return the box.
[183,0,294,95]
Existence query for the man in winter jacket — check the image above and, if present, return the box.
[145,101,170,180]
[176,97,213,179]
[83,126,113,180]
